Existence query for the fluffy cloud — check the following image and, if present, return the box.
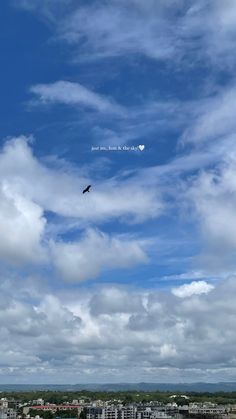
[0,136,163,223]
[2,129,234,280]
[187,154,236,270]
[1,277,236,382]
[51,229,147,282]
[0,136,158,277]
[89,287,143,316]
[172,281,214,298]
[0,179,46,265]
[0,289,82,371]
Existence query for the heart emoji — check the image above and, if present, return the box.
[139,144,145,151]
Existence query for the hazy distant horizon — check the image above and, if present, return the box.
[2,382,236,393]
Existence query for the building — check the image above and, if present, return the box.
[138,411,173,419]
[86,406,180,419]
[119,406,137,419]
[23,405,81,416]
[0,400,8,409]
[0,399,20,411]
[0,407,17,419]
[188,403,228,417]
[87,407,119,419]
[32,400,44,406]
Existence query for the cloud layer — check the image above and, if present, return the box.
[5,0,236,384]
[1,276,236,383]
[17,0,236,69]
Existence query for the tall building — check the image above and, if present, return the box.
[119,406,137,419]
[87,407,119,419]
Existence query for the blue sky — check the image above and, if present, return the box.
[1,0,236,384]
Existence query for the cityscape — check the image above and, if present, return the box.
[2,393,236,419]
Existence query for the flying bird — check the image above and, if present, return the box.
[83,185,91,194]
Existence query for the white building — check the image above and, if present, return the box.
[87,407,119,419]
[32,400,44,406]
[137,408,173,419]
[119,406,137,419]
[0,400,8,409]
[189,403,227,416]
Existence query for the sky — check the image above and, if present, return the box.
[1,0,236,384]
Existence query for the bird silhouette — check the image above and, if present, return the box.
[83,185,91,194]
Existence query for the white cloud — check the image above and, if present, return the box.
[30,81,123,114]
[204,0,236,67]
[64,2,178,60]
[15,0,236,69]
[161,271,214,281]
[0,135,166,280]
[1,277,236,382]
[159,343,177,359]
[172,280,214,298]
[51,229,147,282]
[0,136,163,224]
[0,180,46,265]
[89,287,143,316]
[181,86,236,146]
[186,154,236,270]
